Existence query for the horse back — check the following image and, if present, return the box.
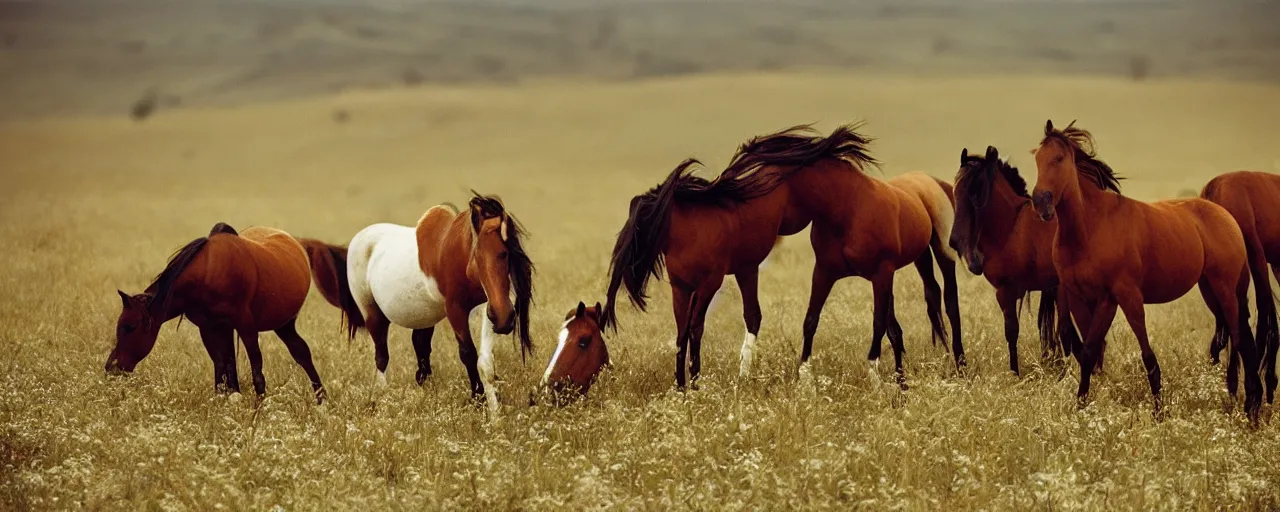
[1204,171,1280,258]
[204,227,310,330]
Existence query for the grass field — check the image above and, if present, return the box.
[2,71,1279,509]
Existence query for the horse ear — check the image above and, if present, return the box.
[985,146,998,160]
[1045,119,1055,135]
[960,148,968,163]
[117,290,130,308]
[469,200,483,233]
[576,301,586,319]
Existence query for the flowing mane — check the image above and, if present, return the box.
[1041,120,1123,194]
[468,191,536,361]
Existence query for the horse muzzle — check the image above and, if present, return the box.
[104,357,134,376]
[488,308,516,335]
[1033,191,1056,221]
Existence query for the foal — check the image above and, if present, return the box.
[1031,120,1262,421]
[541,301,612,397]
[950,146,1083,374]
[109,223,327,403]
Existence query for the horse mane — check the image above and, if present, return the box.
[1042,120,1124,193]
[957,149,1030,207]
[146,224,229,318]
[468,191,535,362]
[723,122,878,183]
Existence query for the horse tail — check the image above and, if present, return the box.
[926,177,959,263]
[1038,286,1060,358]
[298,238,364,341]
[600,158,697,330]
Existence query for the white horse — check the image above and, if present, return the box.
[303,195,534,414]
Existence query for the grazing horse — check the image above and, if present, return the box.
[1031,120,1263,421]
[1201,170,1280,403]
[950,146,1084,375]
[540,301,612,397]
[602,123,963,390]
[301,193,534,413]
[108,223,327,404]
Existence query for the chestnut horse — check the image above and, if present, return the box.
[108,223,327,404]
[1031,120,1263,421]
[950,146,1084,375]
[1201,170,1280,403]
[602,124,962,390]
[541,301,612,397]
[302,193,534,413]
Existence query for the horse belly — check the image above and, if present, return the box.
[367,242,447,329]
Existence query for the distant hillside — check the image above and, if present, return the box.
[0,0,1276,121]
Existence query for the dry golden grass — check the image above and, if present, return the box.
[2,73,1280,510]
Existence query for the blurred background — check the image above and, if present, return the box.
[1,0,1277,122]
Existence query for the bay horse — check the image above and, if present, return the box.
[602,123,963,390]
[108,223,327,404]
[301,192,534,414]
[540,301,612,398]
[1031,120,1263,421]
[1201,170,1280,403]
[950,145,1084,375]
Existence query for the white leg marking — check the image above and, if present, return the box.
[479,310,499,414]
[376,370,388,387]
[541,321,572,387]
[739,331,757,378]
[798,361,814,387]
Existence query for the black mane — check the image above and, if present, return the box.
[1041,120,1124,193]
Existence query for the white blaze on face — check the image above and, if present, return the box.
[541,320,572,387]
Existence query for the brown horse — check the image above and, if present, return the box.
[950,145,1084,375]
[1201,170,1280,403]
[602,124,962,390]
[303,193,534,414]
[1031,120,1263,421]
[108,223,327,404]
[540,301,612,397]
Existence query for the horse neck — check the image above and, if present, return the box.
[142,280,190,324]
[1052,173,1103,249]
[977,185,1027,253]
[785,159,872,218]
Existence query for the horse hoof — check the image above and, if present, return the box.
[416,370,431,386]
[314,387,327,405]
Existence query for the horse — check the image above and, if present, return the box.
[601,123,963,390]
[1201,170,1280,403]
[108,223,327,404]
[540,301,612,398]
[301,192,534,414]
[1031,119,1263,422]
[950,145,1084,375]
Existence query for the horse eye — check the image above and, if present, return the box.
[497,251,508,260]
[577,336,591,349]
[121,325,135,335]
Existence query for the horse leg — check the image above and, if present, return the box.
[1056,287,1083,365]
[936,250,965,367]
[869,268,895,378]
[912,247,946,350]
[801,265,837,372]
[670,284,695,391]
[1220,269,1264,422]
[274,319,326,404]
[476,307,502,413]
[1198,280,1235,397]
[736,268,762,378]
[198,324,232,395]
[996,286,1022,375]
[1038,287,1060,360]
[239,329,267,399]
[445,305,484,406]
[366,307,391,387]
[1265,262,1280,403]
[886,288,907,390]
[688,280,718,390]
[1114,287,1162,418]
[1076,298,1116,409]
[412,327,435,386]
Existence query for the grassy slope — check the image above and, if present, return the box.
[2,73,1280,509]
